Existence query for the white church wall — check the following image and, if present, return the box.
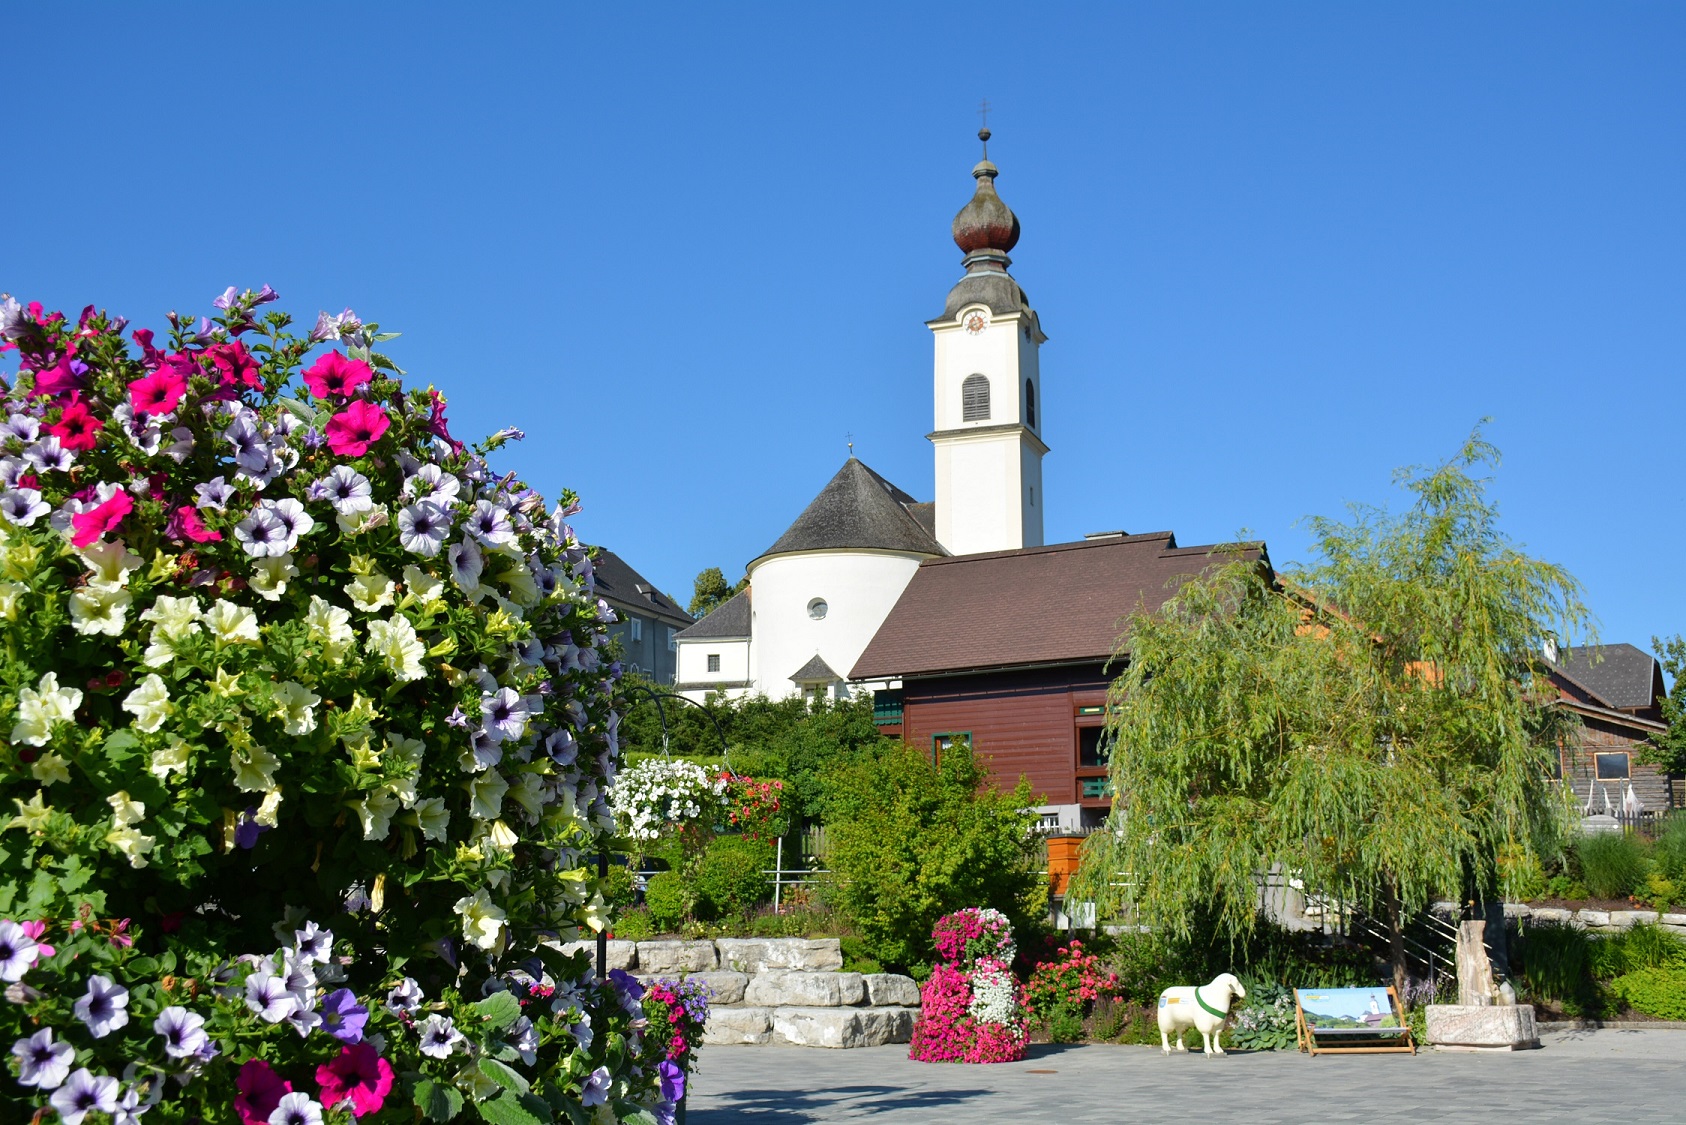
[1019,435,1044,548]
[936,435,1019,556]
[674,636,751,704]
[931,309,1027,432]
[747,549,924,702]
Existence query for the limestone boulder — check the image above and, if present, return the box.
[636,941,717,975]
[864,973,921,1008]
[1425,1004,1539,1050]
[552,940,636,971]
[1528,907,1574,926]
[702,1006,774,1045]
[1610,910,1660,929]
[772,1006,916,1048]
[684,971,748,1006]
[1577,910,1613,931]
[745,970,865,1008]
[716,938,844,974]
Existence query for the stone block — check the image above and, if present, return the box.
[1660,913,1686,927]
[772,1005,916,1048]
[552,940,636,971]
[1576,910,1612,930]
[702,1006,773,1045]
[1425,1004,1540,1050]
[1502,903,1532,919]
[716,938,844,973]
[1528,908,1574,926]
[864,973,921,1008]
[636,941,717,975]
[1610,910,1660,929]
[745,970,865,1008]
[684,971,748,1006]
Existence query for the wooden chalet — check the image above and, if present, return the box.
[1546,643,1676,811]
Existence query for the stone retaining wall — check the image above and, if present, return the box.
[559,937,920,1049]
[1433,903,1686,935]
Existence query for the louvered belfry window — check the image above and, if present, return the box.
[1025,379,1036,428]
[961,374,991,422]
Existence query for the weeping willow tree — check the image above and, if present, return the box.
[1073,432,1591,995]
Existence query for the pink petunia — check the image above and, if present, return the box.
[324,400,390,458]
[302,351,374,400]
[315,1043,393,1118]
[48,394,102,451]
[70,489,133,548]
[128,367,187,417]
[207,341,263,391]
[234,1059,291,1125]
[18,921,53,960]
[168,505,222,544]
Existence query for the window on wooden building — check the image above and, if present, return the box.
[932,731,971,765]
[1595,752,1630,780]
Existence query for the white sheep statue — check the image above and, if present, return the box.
[1158,973,1246,1057]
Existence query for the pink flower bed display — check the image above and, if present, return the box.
[908,908,1029,1064]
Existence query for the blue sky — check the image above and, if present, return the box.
[6,3,1682,654]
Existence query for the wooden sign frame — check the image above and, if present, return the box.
[1294,986,1416,1056]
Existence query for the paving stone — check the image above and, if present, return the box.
[746,970,866,1007]
[637,940,717,974]
[716,938,844,973]
[702,1006,773,1045]
[772,1005,916,1048]
[1426,1003,1539,1049]
[553,940,636,971]
[864,973,921,1008]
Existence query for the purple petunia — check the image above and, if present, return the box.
[22,435,73,472]
[73,975,130,1038]
[0,919,40,981]
[467,499,516,548]
[0,487,49,527]
[657,1059,686,1103]
[195,475,236,511]
[447,537,482,593]
[580,1066,612,1108]
[245,971,301,1023]
[294,921,334,965]
[154,1006,209,1058]
[234,506,287,558]
[319,988,369,1043]
[384,977,423,1015]
[479,687,529,744]
[417,1013,463,1059]
[11,1027,73,1088]
[50,1068,121,1125]
[397,500,450,557]
[309,465,373,515]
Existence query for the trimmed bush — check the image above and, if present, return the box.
[1575,832,1648,899]
[1654,816,1686,883]
[1609,967,1686,1020]
[692,835,774,919]
[645,870,690,932]
[1590,922,1686,980]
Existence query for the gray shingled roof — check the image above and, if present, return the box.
[788,654,840,683]
[1554,643,1660,711]
[755,458,946,563]
[675,588,751,641]
[590,548,693,628]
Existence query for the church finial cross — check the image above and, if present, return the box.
[977,98,992,158]
[846,431,854,457]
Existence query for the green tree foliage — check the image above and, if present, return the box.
[823,740,1042,975]
[1075,432,1590,995]
[691,835,775,919]
[688,566,747,618]
[1647,635,1686,774]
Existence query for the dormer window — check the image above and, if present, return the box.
[1025,380,1036,428]
[962,374,991,422]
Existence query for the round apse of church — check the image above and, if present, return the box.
[807,598,829,620]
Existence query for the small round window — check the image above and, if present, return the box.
[807,598,828,620]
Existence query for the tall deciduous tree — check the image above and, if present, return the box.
[1647,635,1686,774]
[1075,433,1591,995]
[688,566,746,618]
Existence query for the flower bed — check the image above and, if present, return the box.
[908,908,1027,1063]
[0,289,678,1122]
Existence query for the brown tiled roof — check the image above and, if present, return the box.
[850,533,1266,680]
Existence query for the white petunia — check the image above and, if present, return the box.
[272,681,321,736]
[140,595,202,639]
[466,770,509,821]
[105,826,156,869]
[204,600,260,645]
[148,738,192,779]
[11,672,83,747]
[31,753,71,786]
[365,616,426,682]
[409,797,450,841]
[352,791,398,841]
[231,743,281,792]
[77,541,144,590]
[344,571,394,613]
[401,564,445,606]
[106,791,145,828]
[452,888,507,951]
[304,595,354,662]
[69,586,131,636]
[0,580,22,620]
[120,674,172,733]
[249,554,299,601]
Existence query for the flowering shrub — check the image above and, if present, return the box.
[1226,983,1298,1051]
[718,772,787,841]
[932,908,1015,969]
[0,289,670,1121]
[611,758,725,842]
[640,975,710,1108]
[908,909,1027,1064]
[1022,940,1122,1029]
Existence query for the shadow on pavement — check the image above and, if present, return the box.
[688,1083,993,1123]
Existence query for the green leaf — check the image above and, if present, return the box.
[614,1105,659,1125]
[478,1057,530,1095]
[473,989,523,1031]
[475,1091,549,1125]
[416,1078,465,1123]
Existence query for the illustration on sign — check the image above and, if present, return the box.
[1296,988,1403,1034]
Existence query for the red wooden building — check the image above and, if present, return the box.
[850,531,1265,830]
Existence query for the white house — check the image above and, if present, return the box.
[675,128,1049,703]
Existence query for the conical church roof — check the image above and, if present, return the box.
[753,458,946,564]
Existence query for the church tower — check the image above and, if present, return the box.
[928,128,1048,556]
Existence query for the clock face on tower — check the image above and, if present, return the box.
[963,310,989,335]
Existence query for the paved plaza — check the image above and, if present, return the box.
[686,1030,1686,1123]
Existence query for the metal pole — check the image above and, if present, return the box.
[596,848,608,980]
[774,836,783,913]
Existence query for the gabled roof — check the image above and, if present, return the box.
[851,532,1266,680]
[1550,643,1662,712]
[754,458,946,564]
[675,588,751,641]
[789,654,840,683]
[590,549,692,628]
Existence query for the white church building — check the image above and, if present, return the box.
[674,130,1049,703]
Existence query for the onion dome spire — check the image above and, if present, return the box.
[951,126,1020,272]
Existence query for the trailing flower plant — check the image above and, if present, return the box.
[610,758,725,844]
[909,908,1028,1064]
[638,976,710,1108]
[717,772,787,842]
[1022,939,1122,1031]
[0,289,678,1122]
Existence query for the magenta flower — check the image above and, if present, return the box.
[128,367,187,417]
[301,352,373,400]
[48,394,101,452]
[233,1058,292,1125]
[427,389,463,453]
[33,355,88,399]
[208,341,263,391]
[70,488,133,548]
[325,400,390,458]
[315,1043,393,1118]
[168,504,222,544]
[17,922,53,959]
